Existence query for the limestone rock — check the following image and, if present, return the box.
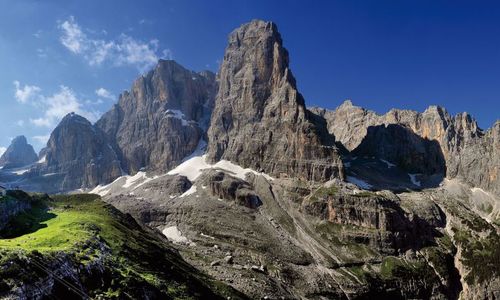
[314,101,499,195]
[201,170,262,209]
[207,20,343,182]
[32,113,123,191]
[0,136,38,169]
[302,190,444,254]
[96,60,217,175]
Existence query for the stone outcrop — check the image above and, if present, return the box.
[207,20,343,182]
[96,60,217,174]
[0,191,32,232]
[313,101,499,195]
[302,190,444,254]
[33,113,122,191]
[0,135,38,169]
[201,170,262,208]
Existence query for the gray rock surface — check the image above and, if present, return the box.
[30,113,122,192]
[206,20,343,182]
[0,135,38,169]
[313,100,500,195]
[200,170,262,208]
[96,60,217,174]
[302,188,445,254]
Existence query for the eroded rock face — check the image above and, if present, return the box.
[33,113,122,191]
[207,20,343,182]
[302,190,444,254]
[201,170,262,209]
[96,60,217,174]
[0,136,38,169]
[0,191,32,232]
[313,101,499,195]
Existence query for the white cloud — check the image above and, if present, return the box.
[29,85,100,127]
[95,87,114,100]
[59,16,85,53]
[58,16,171,72]
[0,147,6,157]
[14,80,101,128]
[13,81,41,103]
[36,48,47,58]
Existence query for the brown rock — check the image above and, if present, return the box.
[207,20,343,182]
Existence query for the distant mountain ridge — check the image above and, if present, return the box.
[312,100,500,195]
[0,135,37,169]
[2,22,498,196]
[0,19,498,299]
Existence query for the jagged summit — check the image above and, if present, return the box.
[60,112,90,124]
[96,58,217,175]
[313,99,499,195]
[207,19,343,181]
[0,135,38,169]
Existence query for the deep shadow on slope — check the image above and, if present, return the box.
[347,124,446,191]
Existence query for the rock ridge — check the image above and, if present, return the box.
[207,19,344,182]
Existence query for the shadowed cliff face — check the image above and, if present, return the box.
[31,113,123,192]
[96,60,217,175]
[207,20,344,182]
[0,136,38,169]
[353,124,446,175]
[313,101,499,196]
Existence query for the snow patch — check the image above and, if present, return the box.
[90,184,111,196]
[408,173,421,187]
[380,159,396,168]
[12,169,30,175]
[123,172,147,188]
[179,185,197,198]
[346,176,373,189]
[162,226,190,245]
[37,155,47,164]
[164,109,188,126]
[167,154,273,182]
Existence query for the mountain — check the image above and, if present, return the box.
[28,113,123,192]
[91,20,499,299]
[1,19,499,299]
[0,135,37,169]
[96,60,217,175]
[206,20,344,182]
[312,100,500,196]
[0,191,245,299]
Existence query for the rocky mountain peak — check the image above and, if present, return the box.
[0,135,38,169]
[207,20,344,181]
[60,112,91,125]
[96,59,217,174]
[338,99,355,109]
[316,100,499,195]
[33,113,123,192]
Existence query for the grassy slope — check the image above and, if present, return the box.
[0,193,246,299]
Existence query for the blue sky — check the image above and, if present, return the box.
[1,0,499,154]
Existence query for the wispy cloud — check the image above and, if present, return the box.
[58,16,170,72]
[30,85,100,127]
[33,30,43,39]
[14,81,41,103]
[95,87,114,100]
[13,81,100,128]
